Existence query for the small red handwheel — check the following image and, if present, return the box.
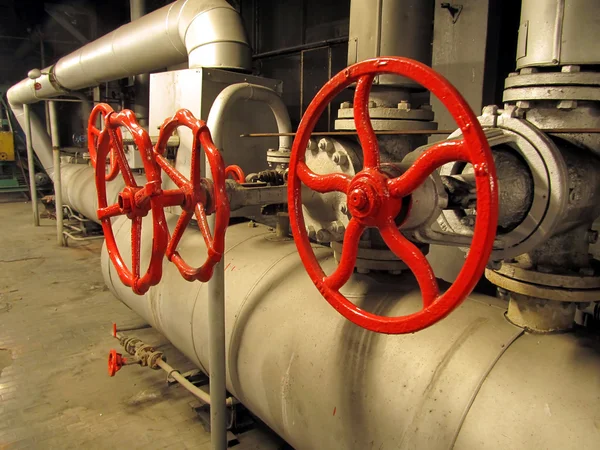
[95,106,169,295]
[288,57,498,334]
[225,165,245,183]
[88,104,122,181]
[153,109,230,282]
[108,349,125,377]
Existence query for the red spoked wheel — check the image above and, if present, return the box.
[95,108,169,295]
[88,103,122,181]
[225,165,245,183]
[153,109,230,282]
[288,57,498,334]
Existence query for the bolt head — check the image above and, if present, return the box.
[561,65,581,73]
[340,101,352,109]
[307,138,318,153]
[306,225,316,240]
[332,151,348,166]
[316,228,331,242]
[397,100,411,111]
[482,105,499,116]
[557,100,577,110]
[318,138,333,153]
[515,100,531,110]
[368,100,377,108]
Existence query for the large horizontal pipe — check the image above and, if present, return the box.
[102,218,600,449]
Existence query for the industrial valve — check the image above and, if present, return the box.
[153,109,230,282]
[108,349,126,377]
[88,103,122,181]
[288,57,499,334]
[93,104,169,295]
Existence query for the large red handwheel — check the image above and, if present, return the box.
[95,107,169,295]
[88,104,122,181]
[288,57,498,334]
[153,109,230,282]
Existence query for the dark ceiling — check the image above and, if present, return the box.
[0,0,168,88]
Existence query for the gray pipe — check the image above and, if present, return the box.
[103,217,600,450]
[130,0,150,128]
[48,101,64,246]
[207,83,293,152]
[6,0,251,177]
[22,105,39,226]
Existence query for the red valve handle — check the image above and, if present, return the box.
[225,165,245,183]
[153,109,230,282]
[108,349,125,377]
[88,103,122,181]
[288,57,498,334]
[94,104,169,295]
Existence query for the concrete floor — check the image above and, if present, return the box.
[0,201,285,449]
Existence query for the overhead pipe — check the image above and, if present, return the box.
[130,0,150,128]
[6,0,251,178]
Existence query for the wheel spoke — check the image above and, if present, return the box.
[97,203,123,220]
[297,162,351,194]
[379,220,439,308]
[194,203,213,250]
[166,210,192,258]
[190,133,201,187]
[353,74,379,169]
[388,139,471,198]
[131,216,142,279]
[154,153,191,190]
[109,128,137,188]
[324,219,365,291]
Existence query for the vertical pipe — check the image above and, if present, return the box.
[39,32,51,136]
[206,151,227,449]
[23,105,39,226]
[48,101,64,246]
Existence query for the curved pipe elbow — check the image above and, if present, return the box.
[207,83,293,153]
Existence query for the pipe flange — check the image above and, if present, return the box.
[334,118,438,131]
[337,106,435,121]
[494,261,600,289]
[266,148,290,165]
[503,86,600,103]
[439,110,569,261]
[485,269,600,302]
[504,71,600,89]
[331,241,408,274]
[147,351,164,370]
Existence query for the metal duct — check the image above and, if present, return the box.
[7,0,251,177]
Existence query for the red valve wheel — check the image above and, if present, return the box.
[288,57,498,334]
[108,349,125,377]
[153,109,230,282]
[88,104,122,181]
[95,107,169,295]
[225,165,245,183]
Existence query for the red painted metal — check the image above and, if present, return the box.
[287,57,498,334]
[153,109,230,282]
[94,104,169,295]
[108,349,125,377]
[88,103,122,181]
[225,165,245,183]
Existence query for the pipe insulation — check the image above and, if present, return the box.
[7,0,251,177]
[102,217,600,450]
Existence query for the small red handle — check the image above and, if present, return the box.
[153,109,230,282]
[225,165,245,183]
[287,57,498,334]
[108,349,125,377]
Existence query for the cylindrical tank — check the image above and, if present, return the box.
[516,0,600,69]
[347,0,434,88]
[103,217,600,449]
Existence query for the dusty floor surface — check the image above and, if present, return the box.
[0,200,284,449]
